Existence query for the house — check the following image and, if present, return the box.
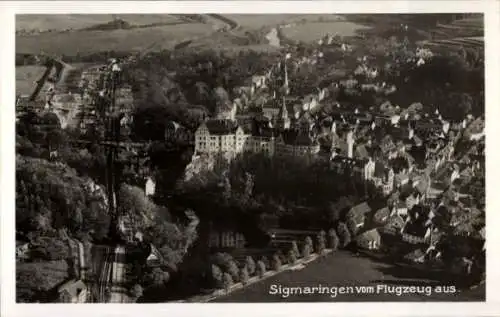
[165,120,192,144]
[401,220,431,244]
[404,249,426,263]
[391,200,408,218]
[146,244,165,268]
[372,161,394,195]
[346,202,372,229]
[372,207,391,226]
[209,230,246,249]
[394,172,410,188]
[404,192,421,210]
[16,241,30,260]
[145,177,156,197]
[58,279,88,303]
[382,214,405,235]
[355,229,382,250]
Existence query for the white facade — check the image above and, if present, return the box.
[195,121,318,160]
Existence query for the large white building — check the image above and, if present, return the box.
[194,119,319,160]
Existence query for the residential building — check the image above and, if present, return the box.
[372,207,391,226]
[355,229,382,250]
[346,202,372,229]
[58,279,88,303]
[209,230,246,249]
[145,177,155,197]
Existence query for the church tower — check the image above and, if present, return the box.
[277,96,290,130]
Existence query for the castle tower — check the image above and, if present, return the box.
[347,130,354,158]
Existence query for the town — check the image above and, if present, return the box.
[15,13,485,303]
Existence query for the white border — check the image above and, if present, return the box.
[1,1,499,317]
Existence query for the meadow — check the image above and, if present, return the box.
[16,23,213,55]
[281,21,372,42]
[16,14,185,31]
[225,14,345,29]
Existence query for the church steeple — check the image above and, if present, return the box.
[278,96,290,130]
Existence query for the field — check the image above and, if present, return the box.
[226,14,345,29]
[213,251,485,302]
[419,17,484,51]
[281,21,371,42]
[16,14,185,31]
[16,63,90,95]
[16,65,45,95]
[15,14,364,56]
[16,23,213,55]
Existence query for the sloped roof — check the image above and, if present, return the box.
[373,207,390,224]
[58,279,86,296]
[205,120,238,135]
[404,220,428,238]
[355,144,369,159]
[281,130,317,146]
[404,248,425,260]
[348,202,372,218]
[355,228,381,244]
[415,178,429,195]
[374,161,387,178]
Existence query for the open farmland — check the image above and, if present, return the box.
[418,17,483,51]
[16,14,185,32]
[281,21,372,43]
[225,14,345,29]
[16,23,213,55]
[16,63,91,95]
[16,65,46,95]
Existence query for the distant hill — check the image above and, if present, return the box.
[84,18,132,31]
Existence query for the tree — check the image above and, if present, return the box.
[346,218,360,237]
[256,260,266,278]
[17,261,69,303]
[211,252,235,272]
[304,236,313,248]
[301,243,312,259]
[327,228,340,251]
[239,266,250,285]
[211,264,223,289]
[272,253,282,271]
[145,267,170,287]
[287,249,297,264]
[29,236,70,261]
[222,272,233,293]
[245,256,256,276]
[337,222,352,248]
[130,284,143,301]
[290,240,300,258]
[227,260,240,283]
[317,231,327,255]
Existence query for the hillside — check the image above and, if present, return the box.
[16,14,186,32]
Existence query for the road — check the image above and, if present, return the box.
[213,251,485,302]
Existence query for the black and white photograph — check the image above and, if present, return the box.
[1,1,499,315]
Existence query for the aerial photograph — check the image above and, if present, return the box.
[15,13,485,303]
